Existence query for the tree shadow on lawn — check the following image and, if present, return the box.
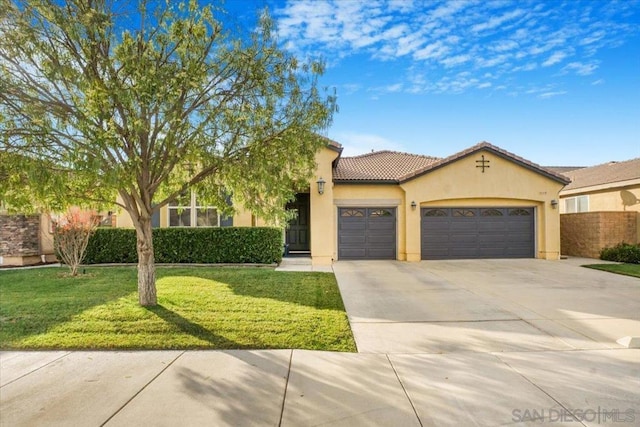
[0,267,139,348]
[157,268,346,311]
[145,304,241,348]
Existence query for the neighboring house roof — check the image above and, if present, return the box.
[333,150,440,182]
[545,166,585,174]
[333,141,571,185]
[561,157,640,191]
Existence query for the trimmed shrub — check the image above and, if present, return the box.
[84,227,282,264]
[600,242,640,264]
[84,228,138,264]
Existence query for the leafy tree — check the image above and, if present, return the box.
[0,0,336,305]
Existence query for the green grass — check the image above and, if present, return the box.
[0,266,356,351]
[583,263,640,278]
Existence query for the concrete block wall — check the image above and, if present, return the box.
[561,211,639,258]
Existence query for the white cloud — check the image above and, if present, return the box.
[591,79,605,85]
[274,0,638,96]
[562,61,599,75]
[491,40,519,52]
[413,41,450,60]
[441,54,472,67]
[542,51,568,67]
[538,91,567,99]
[471,9,526,33]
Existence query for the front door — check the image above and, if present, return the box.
[285,193,310,252]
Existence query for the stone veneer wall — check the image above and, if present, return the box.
[561,211,639,259]
[0,214,41,257]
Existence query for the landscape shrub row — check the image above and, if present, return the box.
[84,227,283,264]
[600,242,640,264]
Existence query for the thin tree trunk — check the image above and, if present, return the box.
[136,216,157,306]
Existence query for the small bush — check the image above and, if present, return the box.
[84,227,283,264]
[52,208,100,276]
[600,242,640,264]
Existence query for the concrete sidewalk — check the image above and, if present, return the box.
[2,348,639,426]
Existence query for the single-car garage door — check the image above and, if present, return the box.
[421,207,534,259]
[338,207,396,259]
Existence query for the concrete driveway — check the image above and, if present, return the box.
[333,259,640,353]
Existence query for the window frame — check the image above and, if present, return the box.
[564,195,589,213]
[168,192,221,227]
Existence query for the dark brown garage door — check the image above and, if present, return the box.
[421,207,534,259]
[338,207,396,259]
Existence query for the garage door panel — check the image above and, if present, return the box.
[422,207,534,260]
[340,221,366,229]
[367,222,395,231]
[478,222,507,232]
[368,235,395,244]
[340,248,367,258]
[339,235,366,245]
[367,248,396,258]
[338,207,396,260]
[450,233,477,243]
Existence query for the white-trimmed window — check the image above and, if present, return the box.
[168,193,220,227]
[564,195,589,213]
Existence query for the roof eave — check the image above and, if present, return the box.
[398,143,571,185]
[333,179,400,185]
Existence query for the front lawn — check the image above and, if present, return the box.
[583,263,640,278]
[0,267,356,351]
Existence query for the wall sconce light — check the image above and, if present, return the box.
[316,177,326,195]
[550,199,558,209]
[411,201,417,210]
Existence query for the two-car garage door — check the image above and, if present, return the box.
[421,207,534,259]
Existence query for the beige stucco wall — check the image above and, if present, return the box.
[39,213,55,257]
[309,147,341,265]
[560,184,640,213]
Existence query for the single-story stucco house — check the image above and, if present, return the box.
[114,140,571,265]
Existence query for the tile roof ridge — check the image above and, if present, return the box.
[580,157,640,169]
[341,149,440,160]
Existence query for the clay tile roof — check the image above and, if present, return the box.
[562,157,640,190]
[333,150,441,182]
[332,142,572,185]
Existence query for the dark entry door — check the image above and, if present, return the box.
[286,193,310,252]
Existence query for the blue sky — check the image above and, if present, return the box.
[226,0,639,166]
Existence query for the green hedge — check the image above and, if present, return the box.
[600,242,640,264]
[84,227,283,264]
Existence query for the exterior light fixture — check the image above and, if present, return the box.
[316,177,326,195]
[550,199,558,209]
[411,201,417,210]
